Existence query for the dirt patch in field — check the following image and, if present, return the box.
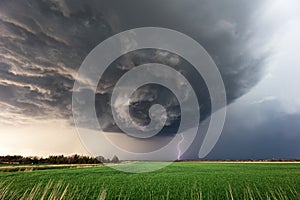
[0,164,103,172]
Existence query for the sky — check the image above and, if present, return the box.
[0,0,299,160]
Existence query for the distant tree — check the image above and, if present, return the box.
[0,154,103,165]
[111,155,119,163]
[32,156,39,164]
[96,156,105,163]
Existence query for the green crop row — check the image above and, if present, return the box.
[0,162,299,199]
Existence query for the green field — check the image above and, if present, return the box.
[0,162,300,199]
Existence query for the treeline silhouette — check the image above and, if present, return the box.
[0,154,119,165]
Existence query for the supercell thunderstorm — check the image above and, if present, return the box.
[0,0,271,157]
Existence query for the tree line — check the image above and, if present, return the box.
[0,154,119,165]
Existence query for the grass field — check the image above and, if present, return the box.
[0,162,300,199]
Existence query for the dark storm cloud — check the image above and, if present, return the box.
[0,0,269,132]
[0,0,111,124]
[196,103,300,160]
[86,0,270,133]
[100,0,269,98]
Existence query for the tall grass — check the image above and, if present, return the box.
[0,180,299,200]
[1,162,300,199]
[0,180,105,200]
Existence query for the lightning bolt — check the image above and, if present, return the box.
[176,133,185,160]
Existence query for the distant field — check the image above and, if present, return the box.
[0,162,300,199]
[0,164,103,172]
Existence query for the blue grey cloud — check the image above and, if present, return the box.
[0,0,271,138]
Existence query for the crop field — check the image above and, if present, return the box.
[0,162,300,200]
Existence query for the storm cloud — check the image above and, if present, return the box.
[0,0,270,129]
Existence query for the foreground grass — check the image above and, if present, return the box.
[0,162,300,199]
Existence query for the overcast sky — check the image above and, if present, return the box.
[0,0,299,160]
